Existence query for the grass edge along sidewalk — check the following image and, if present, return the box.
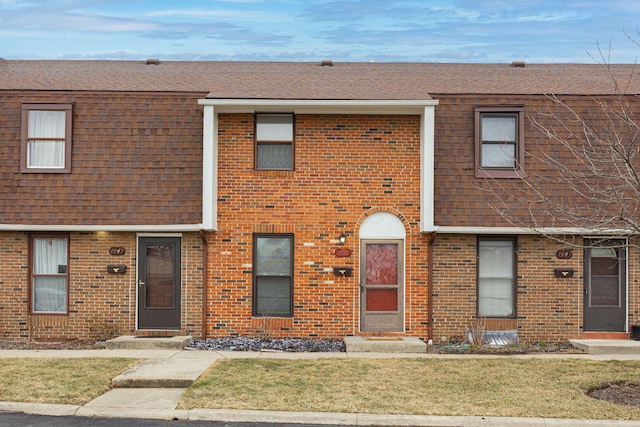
[179,357,640,421]
[0,358,140,405]
[3,355,640,421]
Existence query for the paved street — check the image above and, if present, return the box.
[0,412,352,427]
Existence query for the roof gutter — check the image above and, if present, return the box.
[432,226,636,235]
[198,99,439,115]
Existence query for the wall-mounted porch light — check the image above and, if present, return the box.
[339,233,347,245]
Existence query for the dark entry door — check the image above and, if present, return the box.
[360,240,404,332]
[584,239,626,332]
[138,237,181,330]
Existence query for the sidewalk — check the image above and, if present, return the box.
[1,348,640,426]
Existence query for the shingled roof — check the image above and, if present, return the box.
[1,60,639,98]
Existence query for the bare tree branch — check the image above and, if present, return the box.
[481,43,640,248]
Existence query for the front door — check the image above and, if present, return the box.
[584,239,627,332]
[360,240,404,332]
[137,237,181,330]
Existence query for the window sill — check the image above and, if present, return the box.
[21,168,71,174]
[254,170,295,177]
[30,312,69,316]
[475,168,524,179]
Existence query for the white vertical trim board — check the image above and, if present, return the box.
[421,104,437,232]
[201,104,217,231]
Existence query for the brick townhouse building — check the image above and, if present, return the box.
[0,59,638,343]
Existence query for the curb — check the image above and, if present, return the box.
[0,402,80,417]
[2,403,640,426]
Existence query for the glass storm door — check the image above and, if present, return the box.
[360,240,404,332]
[137,237,181,329]
[584,239,626,332]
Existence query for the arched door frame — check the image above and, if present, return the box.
[359,212,406,333]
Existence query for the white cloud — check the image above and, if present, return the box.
[0,0,638,63]
[144,8,281,22]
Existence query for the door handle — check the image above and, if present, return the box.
[138,280,146,287]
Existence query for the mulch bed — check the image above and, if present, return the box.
[0,339,105,350]
[0,337,582,354]
[588,382,640,407]
[429,341,583,354]
[189,337,346,352]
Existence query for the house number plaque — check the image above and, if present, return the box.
[555,248,573,259]
[334,248,352,257]
[109,247,127,256]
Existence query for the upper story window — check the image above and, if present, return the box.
[255,113,294,170]
[21,104,73,173]
[475,107,524,178]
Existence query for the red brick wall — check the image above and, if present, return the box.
[433,234,640,343]
[2,91,637,343]
[206,113,431,339]
[0,231,203,340]
[430,234,476,342]
[0,232,29,339]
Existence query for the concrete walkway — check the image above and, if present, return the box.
[570,339,640,355]
[1,348,640,426]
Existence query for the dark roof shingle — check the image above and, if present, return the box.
[1,60,639,98]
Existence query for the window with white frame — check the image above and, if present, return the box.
[253,234,293,316]
[475,107,524,178]
[31,235,69,314]
[21,104,73,173]
[477,237,516,317]
[255,113,294,170]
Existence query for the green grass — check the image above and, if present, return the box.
[0,358,139,405]
[180,358,640,420]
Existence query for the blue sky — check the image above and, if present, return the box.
[1,0,639,63]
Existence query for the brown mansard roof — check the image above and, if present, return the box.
[1,60,639,98]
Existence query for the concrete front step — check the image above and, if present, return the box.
[344,336,427,353]
[111,351,221,389]
[569,339,640,355]
[106,335,192,350]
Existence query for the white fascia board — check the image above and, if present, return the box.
[198,99,439,115]
[0,224,204,232]
[433,226,636,235]
[201,104,217,231]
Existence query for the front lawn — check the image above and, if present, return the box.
[0,358,139,405]
[180,358,640,420]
